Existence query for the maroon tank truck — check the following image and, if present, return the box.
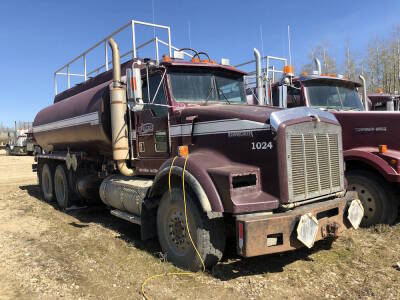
[243,52,399,226]
[32,21,362,270]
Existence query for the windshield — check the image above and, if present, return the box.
[169,71,246,104]
[305,83,363,111]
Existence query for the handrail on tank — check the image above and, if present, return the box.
[54,19,173,95]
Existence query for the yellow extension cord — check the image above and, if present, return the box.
[141,154,205,300]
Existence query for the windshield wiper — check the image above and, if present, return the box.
[204,86,215,105]
[216,86,231,104]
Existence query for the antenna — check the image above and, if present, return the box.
[260,25,265,60]
[152,0,155,38]
[188,21,192,48]
[287,25,292,66]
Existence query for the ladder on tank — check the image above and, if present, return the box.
[54,19,193,95]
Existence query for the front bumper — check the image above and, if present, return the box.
[235,191,360,257]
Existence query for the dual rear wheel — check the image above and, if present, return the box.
[39,162,70,210]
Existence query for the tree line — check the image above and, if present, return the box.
[300,26,400,93]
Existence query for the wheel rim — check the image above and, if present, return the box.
[165,207,190,256]
[55,171,66,207]
[350,182,378,224]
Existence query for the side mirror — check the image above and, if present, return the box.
[126,67,144,111]
[278,84,288,108]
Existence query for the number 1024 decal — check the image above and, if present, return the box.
[251,141,273,150]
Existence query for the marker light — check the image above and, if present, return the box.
[178,145,189,157]
[162,55,171,62]
[283,65,294,75]
[379,144,387,153]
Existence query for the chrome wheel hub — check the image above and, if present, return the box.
[168,210,189,253]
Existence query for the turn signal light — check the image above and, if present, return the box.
[178,145,189,157]
[379,144,387,153]
[390,159,397,166]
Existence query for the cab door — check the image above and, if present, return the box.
[135,74,170,163]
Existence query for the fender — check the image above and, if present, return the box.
[149,153,226,213]
[344,149,400,183]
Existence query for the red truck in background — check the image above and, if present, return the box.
[240,52,399,226]
[368,92,400,111]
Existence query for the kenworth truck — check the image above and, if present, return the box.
[240,51,399,227]
[32,21,362,270]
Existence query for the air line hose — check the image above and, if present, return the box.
[141,154,205,300]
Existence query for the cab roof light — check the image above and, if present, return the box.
[283,65,294,75]
[220,58,230,66]
[379,144,387,154]
[162,55,171,62]
[191,57,200,63]
[173,51,185,60]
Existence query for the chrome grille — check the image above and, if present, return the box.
[287,125,344,202]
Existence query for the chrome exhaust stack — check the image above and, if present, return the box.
[359,75,369,111]
[108,38,135,176]
[314,58,322,75]
[254,48,265,105]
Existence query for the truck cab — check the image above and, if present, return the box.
[251,57,400,226]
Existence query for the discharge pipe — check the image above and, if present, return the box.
[314,58,322,75]
[359,75,369,111]
[108,38,135,176]
[254,48,265,105]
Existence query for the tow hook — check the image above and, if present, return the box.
[322,222,340,238]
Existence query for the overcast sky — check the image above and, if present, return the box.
[1,0,400,127]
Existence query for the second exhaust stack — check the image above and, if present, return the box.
[254,48,265,105]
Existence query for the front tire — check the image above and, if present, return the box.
[54,164,70,210]
[157,188,225,271]
[347,170,395,226]
[5,146,10,156]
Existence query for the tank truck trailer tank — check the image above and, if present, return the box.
[32,21,363,270]
[239,51,399,227]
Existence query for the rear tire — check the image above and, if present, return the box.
[5,146,10,156]
[39,163,54,202]
[157,188,225,271]
[54,164,70,210]
[347,170,395,226]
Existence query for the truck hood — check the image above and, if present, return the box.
[333,110,400,151]
[177,104,338,129]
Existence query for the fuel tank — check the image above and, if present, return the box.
[33,80,112,155]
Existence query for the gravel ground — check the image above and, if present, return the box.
[0,154,399,299]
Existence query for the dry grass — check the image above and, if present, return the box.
[0,155,398,299]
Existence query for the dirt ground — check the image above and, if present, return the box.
[0,154,399,300]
